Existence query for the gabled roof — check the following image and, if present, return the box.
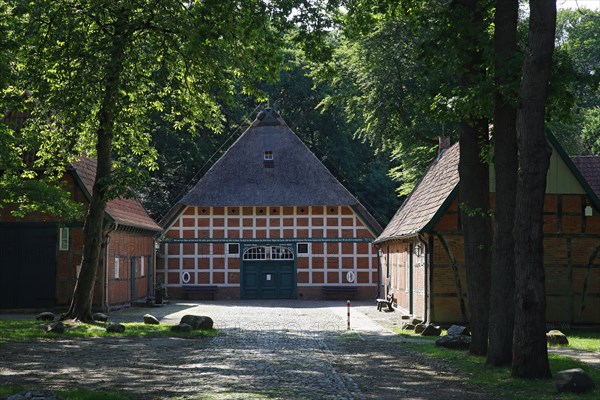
[72,157,161,232]
[374,143,460,243]
[375,131,600,244]
[162,108,382,234]
[570,156,600,199]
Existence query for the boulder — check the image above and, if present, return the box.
[421,324,442,337]
[143,314,160,325]
[180,315,213,330]
[547,329,569,345]
[556,368,596,393]
[106,322,126,333]
[171,323,193,333]
[46,321,65,334]
[435,334,471,350]
[401,323,415,331]
[411,317,423,325]
[414,323,427,334]
[447,325,470,336]
[35,312,56,321]
[92,312,109,322]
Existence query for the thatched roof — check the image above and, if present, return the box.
[163,108,381,233]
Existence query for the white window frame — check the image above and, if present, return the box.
[243,246,294,260]
[59,227,69,251]
[263,150,273,161]
[297,242,310,255]
[226,243,240,257]
[114,257,120,279]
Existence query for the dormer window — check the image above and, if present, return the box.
[263,150,274,168]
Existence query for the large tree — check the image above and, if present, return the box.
[487,0,519,366]
[17,0,295,321]
[336,1,494,353]
[455,0,493,356]
[512,0,556,379]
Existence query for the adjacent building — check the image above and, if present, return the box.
[0,157,161,310]
[374,134,600,325]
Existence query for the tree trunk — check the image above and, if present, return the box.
[459,119,492,356]
[486,0,519,367]
[64,14,130,321]
[456,0,492,356]
[512,0,556,379]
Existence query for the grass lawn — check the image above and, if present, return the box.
[400,341,600,400]
[0,319,216,343]
[393,327,600,400]
[0,386,134,400]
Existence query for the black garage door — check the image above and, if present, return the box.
[0,225,57,308]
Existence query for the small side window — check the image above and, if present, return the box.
[263,150,273,160]
[297,243,309,254]
[114,257,120,279]
[59,227,69,251]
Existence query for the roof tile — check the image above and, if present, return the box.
[375,143,460,242]
[72,157,161,232]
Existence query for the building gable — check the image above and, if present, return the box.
[162,108,381,234]
[378,131,600,244]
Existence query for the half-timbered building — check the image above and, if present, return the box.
[158,108,382,300]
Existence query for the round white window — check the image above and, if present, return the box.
[346,271,356,283]
[181,271,191,284]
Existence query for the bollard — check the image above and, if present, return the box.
[347,299,351,330]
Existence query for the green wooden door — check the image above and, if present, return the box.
[241,245,296,299]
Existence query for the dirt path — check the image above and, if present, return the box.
[1,301,502,399]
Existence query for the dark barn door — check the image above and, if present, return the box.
[241,245,296,299]
[0,226,57,308]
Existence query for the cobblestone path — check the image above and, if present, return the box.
[0,301,502,399]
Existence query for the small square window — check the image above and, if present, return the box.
[227,243,240,256]
[297,243,309,254]
[263,151,273,161]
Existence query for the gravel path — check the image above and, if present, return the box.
[1,300,503,399]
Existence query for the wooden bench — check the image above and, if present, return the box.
[322,286,358,300]
[376,294,394,312]
[182,285,218,300]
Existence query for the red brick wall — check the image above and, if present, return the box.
[105,230,155,309]
[158,205,378,299]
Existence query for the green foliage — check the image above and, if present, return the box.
[320,1,501,194]
[261,45,400,223]
[549,9,600,155]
